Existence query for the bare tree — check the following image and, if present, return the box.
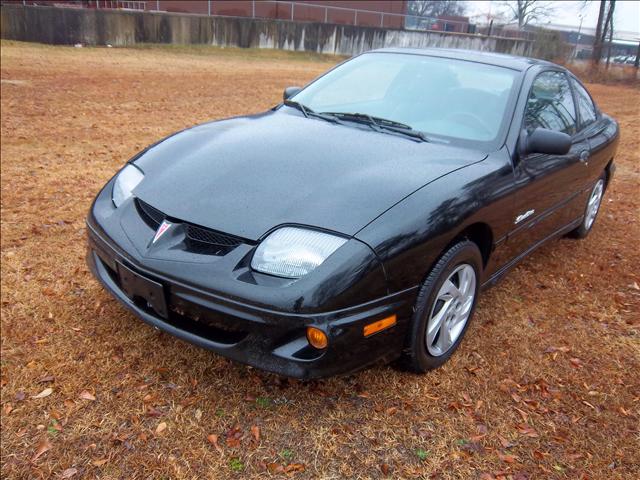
[501,0,556,28]
[407,1,468,19]
[592,0,616,64]
[604,0,615,66]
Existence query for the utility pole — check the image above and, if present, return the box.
[574,14,584,60]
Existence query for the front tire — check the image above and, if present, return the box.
[400,240,482,373]
[570,173,606,239]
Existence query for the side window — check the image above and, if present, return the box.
[524,71,577,136]
[571,78,597,127]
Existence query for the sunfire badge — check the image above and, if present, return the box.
[152,220,172,244]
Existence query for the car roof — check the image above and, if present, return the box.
[369,47,558,72]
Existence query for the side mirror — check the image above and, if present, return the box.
[520,128,571,156]
[283,86,302,101]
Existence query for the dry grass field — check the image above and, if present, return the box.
[1,41,639,479]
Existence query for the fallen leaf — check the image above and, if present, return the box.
[60,467,78,478]
[514,407,529,422]
[92,459,108,467]
[380,463,390,475]
[284,463,305,473]
[79,391,96,401]
[516,423,539,438]
[207,434,223,453]
[531,451,546,463]
[570,358,584,368]
[251,425,260,442]
[146,406,163,417]
[15,391,26,401]
[544,346,570,354]
[38,375,55,383]
[194,409,202,421]
[32,388,53,399]
[225,425,242,447]
[461,441,484,454]
[267,462,284,473]
[499,436,516,449]
[32,436,52,461]
[499,452,517,464]
[3,403,13,415]
[155,422,167,434]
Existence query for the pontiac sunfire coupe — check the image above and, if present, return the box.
[87,48,619,378]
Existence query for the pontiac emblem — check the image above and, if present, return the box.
[152,220,172,244]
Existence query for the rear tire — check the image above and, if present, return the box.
[400,240,482,373]
[570,173,606,239]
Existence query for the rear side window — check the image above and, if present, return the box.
[525,71,577,136]
[571,78,597,127]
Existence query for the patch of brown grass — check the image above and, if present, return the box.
[564,60,640,86]
[1,41,639,479]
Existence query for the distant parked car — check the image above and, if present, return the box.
[87,48,619,379]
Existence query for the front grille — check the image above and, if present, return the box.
[136,198,164,228]
[186,225,242,248]
[134,198,244,254]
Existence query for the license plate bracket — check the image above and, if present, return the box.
[117,261,168,319]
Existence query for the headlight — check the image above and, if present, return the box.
[112,164,144,207]
[251,227,347,278]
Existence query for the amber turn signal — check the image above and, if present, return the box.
[306,327,328,349]
[363,315,397,337]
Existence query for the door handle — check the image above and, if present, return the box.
[579,150,590,163]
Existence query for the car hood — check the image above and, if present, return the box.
[133,110,486,240]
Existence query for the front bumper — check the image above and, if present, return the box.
[86,219,417,379]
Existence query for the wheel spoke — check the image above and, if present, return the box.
[459,295,474,316]
[440,279,462,300]
[426,301,449,346]
[436,322,453,352]
[459,266,475,296]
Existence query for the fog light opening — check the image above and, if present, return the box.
[363,315,397,337]
[306,327,328,349]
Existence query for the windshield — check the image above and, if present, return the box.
[291,52,518,147]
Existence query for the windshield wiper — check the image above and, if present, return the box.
[283,99,310,117]
[283,100,342,125]
[321,112,429,142]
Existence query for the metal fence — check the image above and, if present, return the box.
[14,0,540,39]
[97,1,146,9]
[98,0,473,33]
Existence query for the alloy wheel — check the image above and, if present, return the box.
[585,179,604,231]
[426,264,476,356]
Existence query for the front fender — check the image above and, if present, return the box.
[355,149,515,292]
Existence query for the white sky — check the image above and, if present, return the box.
[465,0,640,38]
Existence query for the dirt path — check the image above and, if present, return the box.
[1,41,639,479]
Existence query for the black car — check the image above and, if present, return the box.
[87,48,619,379]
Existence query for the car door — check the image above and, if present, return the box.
[570,76,612,186]
[506,70,589,260]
